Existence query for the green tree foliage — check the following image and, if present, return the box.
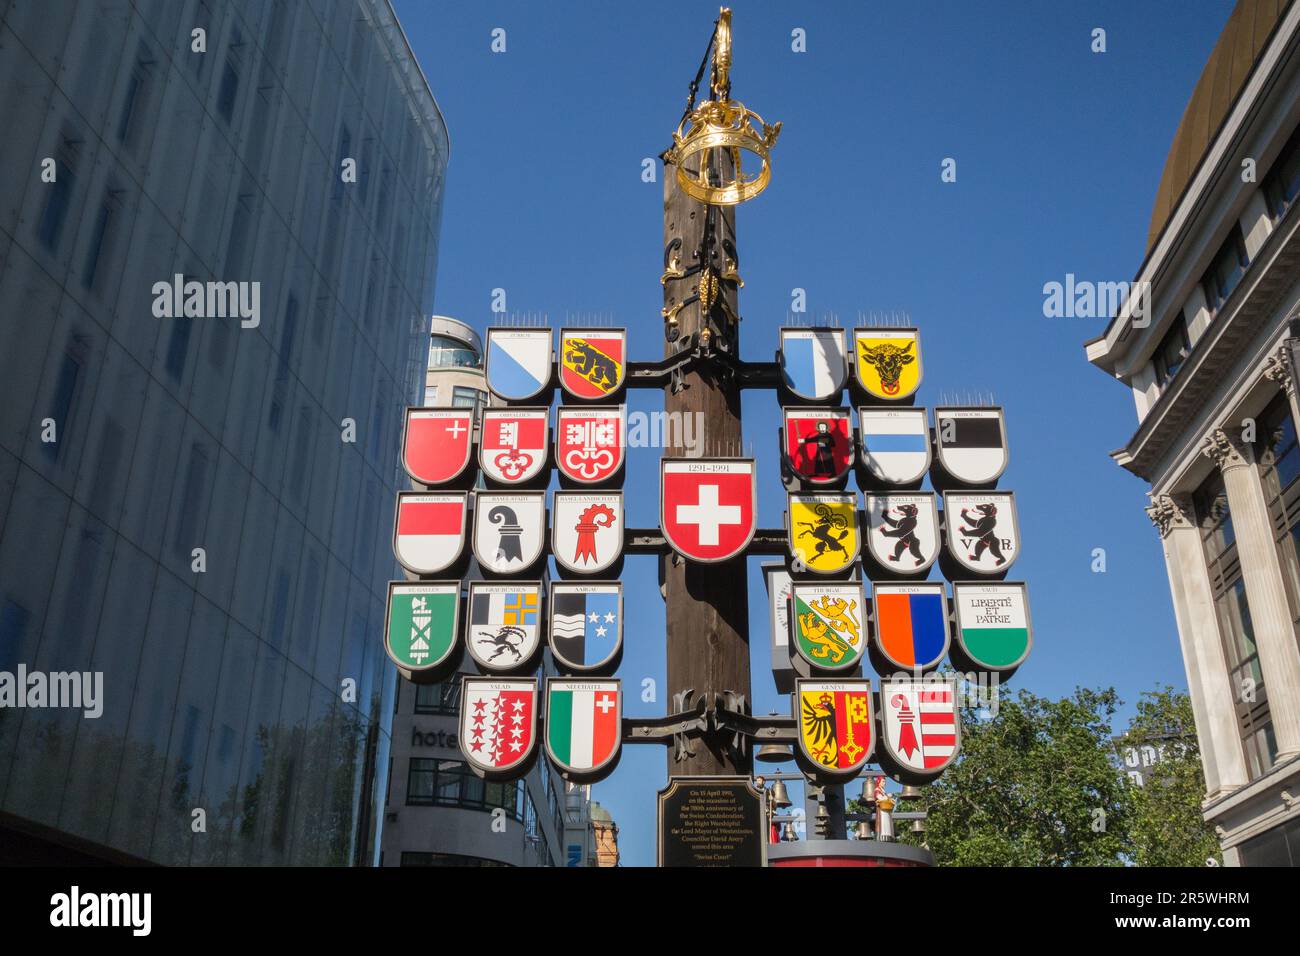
[905,687,1132,865]
[1118,686,1221,867]
[852,685,1218,867]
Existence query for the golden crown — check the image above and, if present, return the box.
[664,9,781,206]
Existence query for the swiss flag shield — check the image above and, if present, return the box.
[660,459,757,562]
[480,408,549,484]
[403,408,474,486]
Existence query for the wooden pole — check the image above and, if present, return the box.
[661,149,753,777]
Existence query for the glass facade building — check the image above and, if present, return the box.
[0,0,448,864]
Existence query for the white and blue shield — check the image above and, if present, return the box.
[860,408,931,485]
[779,328,847,401]
[548,582,623,672]
[486,328,552,401]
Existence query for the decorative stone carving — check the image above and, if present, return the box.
[1201,428,1251,470]
[1263,341,1297,395]
[1146,494,1193,537]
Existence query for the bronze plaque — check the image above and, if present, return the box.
[657,776,765,867]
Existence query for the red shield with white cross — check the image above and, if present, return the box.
[479,407,549,484]
[403,408,475,486]
[556,406,625,484]
[660,459,757,563]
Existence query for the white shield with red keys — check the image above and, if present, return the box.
[660,459,757,563]
[480,407,549,484]
[392,492,468,575]
[552,492,623,574]
[402,408,474,486]
[556,406,625,484]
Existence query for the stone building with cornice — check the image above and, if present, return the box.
[1087,0,1300,865]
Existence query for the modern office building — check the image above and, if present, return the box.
[0,0,448,863]
[1087,0,1300,865]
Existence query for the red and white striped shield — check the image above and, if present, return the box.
[392,492,467,575]
[660,459,757,563]
[403,408,474,485]
[480,407,549,484]
[879,679,960,778]
[556,406,625,484]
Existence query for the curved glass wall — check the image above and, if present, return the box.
[428,335,481,371]
[0,0,448,864]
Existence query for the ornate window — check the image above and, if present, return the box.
[1194,470,1276,778]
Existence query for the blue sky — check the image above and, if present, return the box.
[392,0,1236,865]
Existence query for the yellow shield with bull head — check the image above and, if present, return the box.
[853,328,922,401]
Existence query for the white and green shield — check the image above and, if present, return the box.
[385,582,459,675]
[545,679,622,781]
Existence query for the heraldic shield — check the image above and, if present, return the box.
[660,459,757,562]
[545,679,622,781]
[778,327,848,401]
[549,582,623,672]
[795,680,874,780]
[402,408,474,486]
[933,407,1008,487]
[485,327,552,402]
[783,407,852,483]
[787,492,859,574]
[951,581,1032,674]
[853,328,921,401]
[864,493,940,574]
[556,406,625,484]
[859,407,931,485]
[559,329,626,400]
[552,492,623,574]
[393,492,467,576]
[479,407,550,485]
[789,582,865,672]
[384,582,460,680]
[878,678,960,782]
[943,491,1019,576]
[467,581,542,673]
[871,582,950,673]
[472,492,547,574]
[460,677,539,779]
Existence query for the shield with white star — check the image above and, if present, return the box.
[549,582,623,672]
[460,677,538,778]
